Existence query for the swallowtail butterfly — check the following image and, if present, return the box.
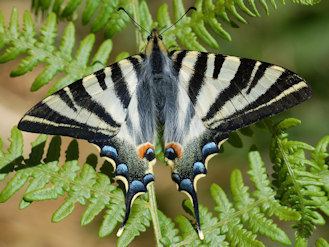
[18,27,311,239]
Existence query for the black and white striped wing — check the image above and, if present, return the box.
[171,51,311,133]
[18,55,143,142]
[18,54,156,235]
[167,51,311,239]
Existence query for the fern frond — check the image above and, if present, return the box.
[117,201,152,247]
[161,148,302,246]
[158,211,182,246]
[211,184,264,247]
[80,172,116,226]
[270,118,329,240]
[230,169,291,245]
[98,189,125,237]
[0,124,327,244]
[32,0,132,38]
[0,127,162,245]
[157,0,321,50]
[248,150,301,221]
[179,201,229,246]
[30,0,321,51]
[316,238,329,247]
[0,127,23,178]
[0,9,113,93]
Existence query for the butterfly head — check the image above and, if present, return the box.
[147,28,163,41]
[145,29,167,56]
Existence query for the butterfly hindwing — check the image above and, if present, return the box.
[18,54,156,234]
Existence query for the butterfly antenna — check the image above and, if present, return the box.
[117,7,150,35]
[160,7,197,35]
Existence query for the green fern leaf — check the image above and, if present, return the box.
[211,184,264,247]
[179,200,228,246]
[52,163,97,222]
[31,0,132,38]
[30,0,321,50]
[139,0,153,35]
[0,127,23,173]
[81,173,116,226]
[270,118,329,239]
[316,238,329,247]
[20,134,48,209]
[98,189,125,237]
[61,0,83,19]
[0,9,113,93]
[117,200,152,247]
[312,135,329,171]
[0,168,33,203]
[248,150,301,221]
[176,215,201,246]
[0,129,152,243]
[230,169,291,245]
[158,210,181,246]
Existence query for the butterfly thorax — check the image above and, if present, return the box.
[141,30,178,131]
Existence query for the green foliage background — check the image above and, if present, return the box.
[0,0,328,246]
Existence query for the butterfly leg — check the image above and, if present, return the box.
[165,132,228,239]
[97,139,156,236]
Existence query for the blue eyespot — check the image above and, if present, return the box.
[193,162,206,176]
[179,178,193,193]
[130,180,146,193]
[116,163,128,176]
[143,173,155,185]
[201,142,218,158]
[101,145,118,159]
[144,148,155,161]
[165,148,177,160]
[171,173,181,184]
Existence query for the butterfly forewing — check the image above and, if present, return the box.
[19,55,145,142]
[171,51,311,132]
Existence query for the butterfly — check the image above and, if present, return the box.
[18,28,311,239]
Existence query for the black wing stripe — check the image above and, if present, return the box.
[213,54,225,79]
[241,70,304,113]
[215,86,311,132]
[57,90,77,112]
[18,119,109,141]
[95,69,107,90]
[204,58,257,121]
[68,79,120,128]
[246,62,271,94]
[173,51,187,75]
[19,100,116,141]
[188,52,208,105]
[20,103,97,131]
[111,62,131,109]
[127,56,143,77]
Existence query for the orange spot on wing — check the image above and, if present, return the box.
[165,143,183,159]
[137,143,154,159]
